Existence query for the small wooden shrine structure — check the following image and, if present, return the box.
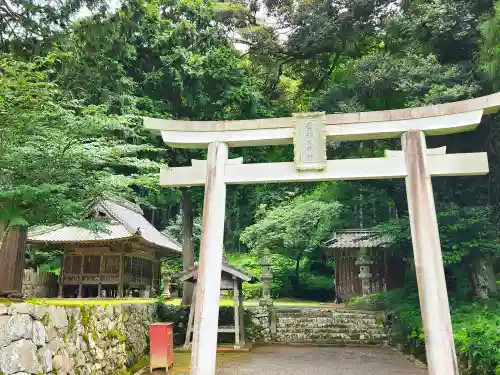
[325,229,404,301]
[27,198,181,298]
[181,260,251,350]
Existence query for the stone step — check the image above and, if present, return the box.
[277,317,380,323]
[277,318,381,324]
[277,325,383,332]
[277,321,381,328]
[276,327,386,334]
[274,338,387,346]
[276,331,387,341]
[276,311,383,319]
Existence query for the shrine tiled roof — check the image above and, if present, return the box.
[179,260,252,283]
[325,229,392,249]
[27,198,181,254]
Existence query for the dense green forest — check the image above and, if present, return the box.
[1,0,500,372]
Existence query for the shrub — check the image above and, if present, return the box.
[381,288,500,374]
[243,282,262,300]
[295,273,334,302]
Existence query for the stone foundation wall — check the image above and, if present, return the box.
[0,302,155,375]
[0,303,388,375]
[246,307,272,343]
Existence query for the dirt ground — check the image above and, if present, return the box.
[147,346,427,375]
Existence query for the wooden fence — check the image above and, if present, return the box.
[21,269,58,298]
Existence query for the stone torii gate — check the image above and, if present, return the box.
[145,93,500,375]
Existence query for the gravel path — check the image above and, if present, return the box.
[216,346,427,375]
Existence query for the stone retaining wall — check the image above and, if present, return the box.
[0,303,388,375]
[247,307,272,343]
[274,308,388,345]
[0,302,155,375]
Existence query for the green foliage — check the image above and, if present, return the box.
[454,300,500,374]
[0,54,99,229]
[384,288,500,374]
[379,203,500,264]
[242,282,262,300]
[479,1,500,90]
[240,186,343,260]
[315,53,479,113]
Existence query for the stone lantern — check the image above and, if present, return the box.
[259,248,273,307]
[162,274,172,299]
[356,247,373,296]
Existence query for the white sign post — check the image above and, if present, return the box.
[145,93,500,375]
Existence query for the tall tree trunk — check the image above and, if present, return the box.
[181,190,195,306]
[293,252,303,296]
[0,225,26,298]
[469,253,497,299]
[0,220,8,249]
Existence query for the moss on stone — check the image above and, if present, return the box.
[40,312,51,326]
[128,357,149,374]
[104,328,120,338]
[68,314,76,331]
[80,307,91,328]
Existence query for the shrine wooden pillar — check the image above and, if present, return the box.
[78,254,84,298]
[402,130,458,375]
[190,142,228,375]
[58,245,66,298]
[0,227,27,298]
[118,250,124,297]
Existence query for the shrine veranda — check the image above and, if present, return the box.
[145,93,500,375]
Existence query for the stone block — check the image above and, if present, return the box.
[0,315,11,347]
[6,314,33,342]
[48,337,63,354]
[48,306,68,328]
[32,320,46,346]
[0,339,42,375]
[53,349,71,374]
[0,305,9,316]
[31,305,49,320]
[7,304,34,316]
[46,323,58,342]
[38,345,53,373]
[66,306,81,321]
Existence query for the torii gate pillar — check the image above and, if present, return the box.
[190,142,228,375]
[403,130,458,375]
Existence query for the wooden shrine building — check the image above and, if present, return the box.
[27,198,181,298]
[325,229,404,302]
[181,260,252,350]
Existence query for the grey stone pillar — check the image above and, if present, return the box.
[259,248,273,307]
[356,247,373,296]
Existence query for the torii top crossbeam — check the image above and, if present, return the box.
[144,93,500,148]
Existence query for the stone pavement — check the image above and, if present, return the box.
[150,346,427,375]
[215,346,427,375]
